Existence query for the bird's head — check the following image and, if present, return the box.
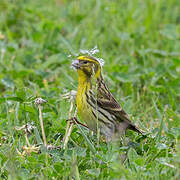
[72,56,102,80]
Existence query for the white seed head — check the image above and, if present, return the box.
[34,98,47,106]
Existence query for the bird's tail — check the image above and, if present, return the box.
[129,124,145,135]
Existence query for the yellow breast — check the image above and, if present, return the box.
[76,83,97,132]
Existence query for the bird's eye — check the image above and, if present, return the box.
[83,61,88,64]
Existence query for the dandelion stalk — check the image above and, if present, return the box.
[62,90,77,149]
[38,105,47,146]
[63,100,76,149]
[34,98,47,147]
[24,133,31,147]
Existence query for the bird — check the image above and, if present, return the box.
[72,55,143,142]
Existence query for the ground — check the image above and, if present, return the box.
[0,0,180,179]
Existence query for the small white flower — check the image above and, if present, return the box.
[34,98,47,105]
[62,90,77,101]
[15,123,35,134]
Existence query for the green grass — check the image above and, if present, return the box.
[0,0,180,179]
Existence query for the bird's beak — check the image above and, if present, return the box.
[71,60,80,69]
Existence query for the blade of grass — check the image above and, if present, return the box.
[75,121,96,154]
[34,127,43,145]
[153,100,163,142]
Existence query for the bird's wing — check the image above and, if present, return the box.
[92,79,142,134]
[90,79,131,123]
[97,94,131,123]
[97,93,143,133]
[87,86,142,134]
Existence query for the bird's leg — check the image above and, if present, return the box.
[66,117,89,129]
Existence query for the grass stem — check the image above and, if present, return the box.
[38,105,47,147]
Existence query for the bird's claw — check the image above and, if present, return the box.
[66,117,88,129]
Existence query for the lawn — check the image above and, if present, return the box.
[0,0,180,179]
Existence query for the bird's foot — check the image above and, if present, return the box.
[66,117,88,129]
